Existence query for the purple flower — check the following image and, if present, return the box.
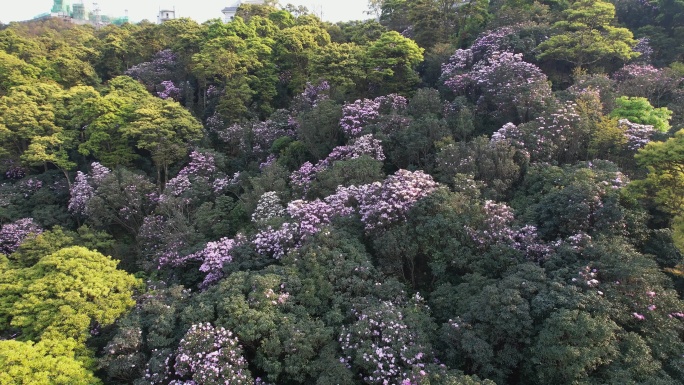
[0,218,43,255]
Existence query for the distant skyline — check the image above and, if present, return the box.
[1,1,373,24]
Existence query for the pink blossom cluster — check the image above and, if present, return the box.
[251,120,297,154]
[632,38,654,62]
[491,102,581,162]
[251,191,286,223]
[565,232,593,251]
[0,218,43,255]
[440,26,530,81]
[91,162,111,184]
[69,162,111,215]
[354,170,438,231]
[138,215,185,269]
[257,170,438,258]
[340,98,381,137]
[163,151,238,200]
[612,64,661,82]
[252,222,299,259]
[172,323,252,385]
[444,51,552,123]
[290,135,385,192]
[618,119,655,150]
[612,63,682,102]
[4,160,26,180]
[158,80,181,100]
[300,80,330,108]
[217,120,297,156]
[574,265,600,288]
[468,200,551,260]
[252,192,355,258]
[68,171,94,216]
[194,237,244,287]
[16,178,43,198]
[444,52,551,121]
[340,94,407,138]
[259,154,277,170]
[339,301,430,385]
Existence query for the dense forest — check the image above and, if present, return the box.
[0,0,683,383]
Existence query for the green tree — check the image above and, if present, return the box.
[0,82,63,159]
[0,339,101,385]
[0,51,40,96]
[632,129,684,251]
[20,132,76,188]
[530,309,620,384]
[610,96,673,132]
[536,0,638,69]
[364,31,424,95]
[123,98,203,185]
[0,246,140,343]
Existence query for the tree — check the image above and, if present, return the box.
[0,246,140,342]
[632,129,684,250]
[610,96,673,132]
[536,0,638,69]
[0,339,101,385]
[443,51,553,125]
[0,82,63,159]
[363,31,424,95]
[123,98,203,185]
[0,51,40,96]
[530,309,620,384]
[21,132,76,188]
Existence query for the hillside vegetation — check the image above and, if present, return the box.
[1,0,684,384]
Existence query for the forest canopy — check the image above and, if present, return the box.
[1,0,684,384]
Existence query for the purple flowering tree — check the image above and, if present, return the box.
[354,169,438,232]
[290,134,386,195]
[256,170,439,258]
[339,94,408,138]
[157,80,182,101]
[171,323,253,385]
[252,192,286,223]
[443,51,553,124]
[125,50,187,103]
[0,218,43,255]
[289,81,331,113]
[339,300,432,385]
[619,119,656,151]
[68,171,94,216]
[491,101,587,163]
[162,150,240,203]
[613,64,682,107]
[215,118,298,159]
[468,200,551,261]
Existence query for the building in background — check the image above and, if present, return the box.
[157,8,176,24]
[33,0,129,26]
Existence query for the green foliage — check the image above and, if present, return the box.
[436,136,527,200]
[296,98,344,159]
[309,155,385,198]
[121,96,203,184]
[610,96,673,132]
[364,31,424,95]
[0,339,101,385]
[0,246,140,342]
[536,0,638,68]
[1,3,684,384]
[530,309,620,384]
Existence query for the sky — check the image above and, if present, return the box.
[1,0,373,24]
